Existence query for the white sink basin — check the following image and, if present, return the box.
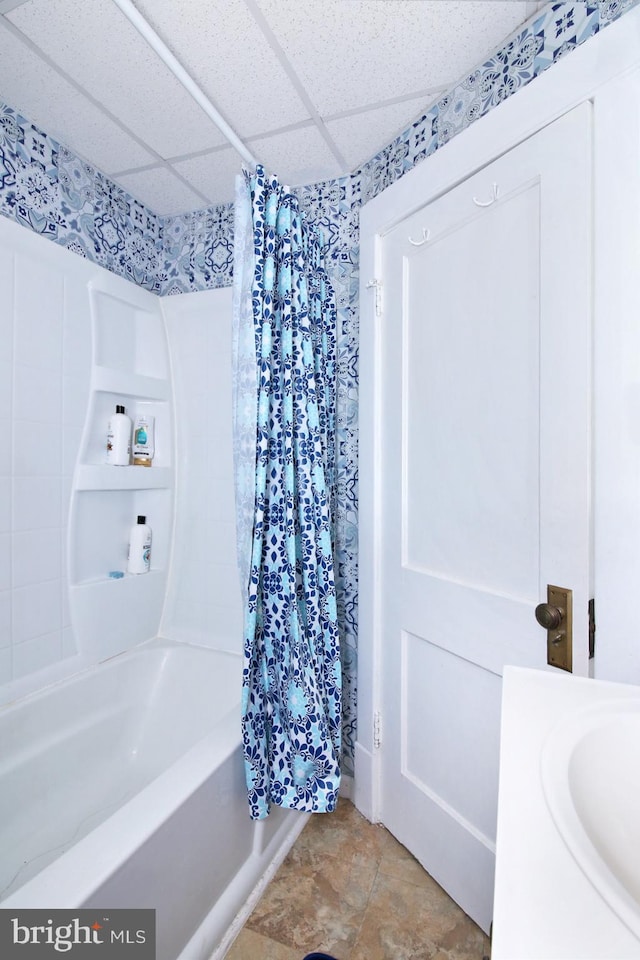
[541,699,640,940]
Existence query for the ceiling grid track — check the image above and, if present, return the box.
[112,0,259,170]
[0,12,213,206]
[0,0,553,213]
[243,0,350,175]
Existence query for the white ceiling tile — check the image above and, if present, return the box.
[7,0,230,159]
[326,95,437,172]
[249,126,343,188]
[0,22,155,171]
[0,0,32,12]
[0,0,546,216]
[133,0,310,139]
[114,166,206,216]
[173,148,246,208]
[256,0,530,116]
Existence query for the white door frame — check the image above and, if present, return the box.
[356,6,640,823]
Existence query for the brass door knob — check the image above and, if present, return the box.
[535,603,564,630]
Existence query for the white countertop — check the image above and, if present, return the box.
[492,666,640,959]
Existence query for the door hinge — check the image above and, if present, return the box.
[373,710,382,749]
[366,278,383,317]
[589,598,595,659]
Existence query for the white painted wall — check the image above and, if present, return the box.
[161,287,243,654]
[591,65,640,686]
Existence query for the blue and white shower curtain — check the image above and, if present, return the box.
[233,166,341,820]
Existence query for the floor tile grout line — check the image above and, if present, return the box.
[228,801,489,960]
[345,854,384,959]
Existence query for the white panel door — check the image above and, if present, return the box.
[378,103,592,932]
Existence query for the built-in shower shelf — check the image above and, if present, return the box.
[76,465,173,491]
[92,366,170,401]
[71,569,165,589]
[68,272,175,664]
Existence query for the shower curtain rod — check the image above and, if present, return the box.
[111,0,259,170]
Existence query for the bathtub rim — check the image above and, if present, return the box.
[1,636,244,909]
[0,635,239,715]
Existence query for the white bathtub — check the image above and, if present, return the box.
[0,638,308,960]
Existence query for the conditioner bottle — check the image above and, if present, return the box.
[127,515,152,575]
[132,413,155,467]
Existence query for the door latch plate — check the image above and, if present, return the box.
[546,584,572,673]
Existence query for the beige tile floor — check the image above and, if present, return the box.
[225,800,491,960]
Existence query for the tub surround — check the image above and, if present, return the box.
[160,287,243,656]
[0,214,92,698]
[0,213,181,702]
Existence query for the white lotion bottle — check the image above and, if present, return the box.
[106,404,132,466]
[127,515,152,574]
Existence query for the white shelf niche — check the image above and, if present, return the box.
[69,488,171,586]
[68,271,175,664]
[91,284,169,380]
[75,465,172,491]
[81,389,171,469]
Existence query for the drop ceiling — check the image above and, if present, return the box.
[0,0,545,216]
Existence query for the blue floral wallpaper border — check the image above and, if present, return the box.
[353,0,638,205]
[0,105,163,292]
[0,0,637,775]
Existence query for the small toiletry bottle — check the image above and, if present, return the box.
[127,515,152,575]
[132,413,155,467]
[106,404,132,466]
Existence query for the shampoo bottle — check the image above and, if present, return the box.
[127,515,152,575]
[106,404,132,466]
